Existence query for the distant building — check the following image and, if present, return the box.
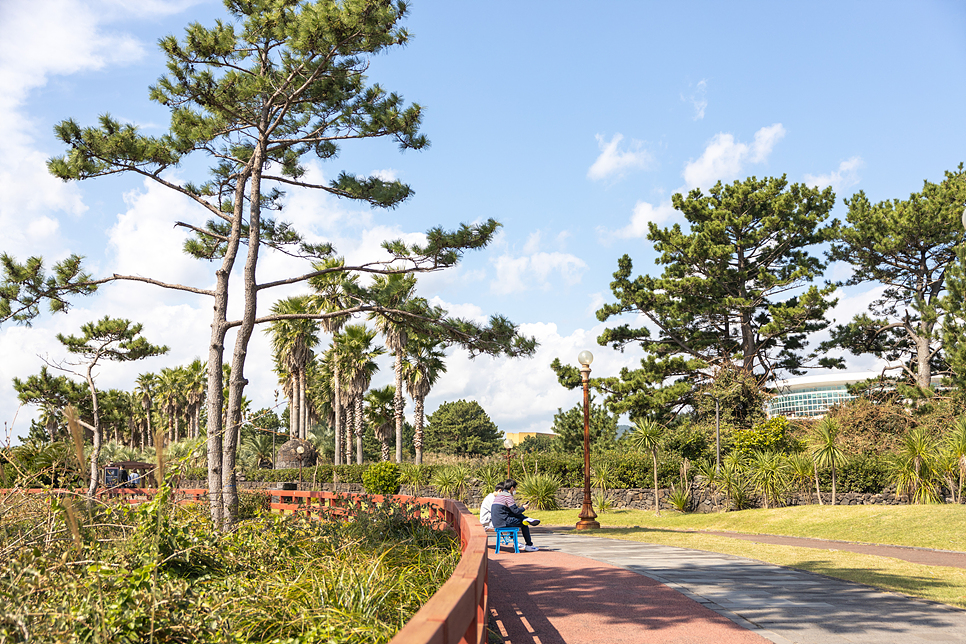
[766,371,877,419]
[503,431,556,446]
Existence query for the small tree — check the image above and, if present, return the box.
[810,417,845,505]
[630,419,664,515]
[55,316,168,494]
[551,397,618,453]
[424,400,502,457]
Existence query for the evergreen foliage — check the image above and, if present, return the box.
[574,175,837,421]
[423,400,502,456]
[550,397,618,453]
[826,164,966,391]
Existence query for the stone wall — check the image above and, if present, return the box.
[178,480,925,512]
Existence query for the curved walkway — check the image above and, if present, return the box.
[488,530,966,644]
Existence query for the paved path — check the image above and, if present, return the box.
[488,531,966,644]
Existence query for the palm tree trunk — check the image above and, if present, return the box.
[344,402,353,465]
[355,395,363,465]
[300,368,308,441]
[813,460,824,505]
[291,375,300,439]
[333,364,341,466]
[414,395,425,465]
[652,450,660,516]
[394,348,404,463]
[831,463,837,506]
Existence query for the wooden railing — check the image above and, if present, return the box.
[0,487,488,644]
[270,489,488,644]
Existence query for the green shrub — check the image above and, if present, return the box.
[430,465,471,501]
[838,453,890,493]
[362,462,401,496]
[668,484,691,512]
[592,488,613,513]
[237,490,270,519]
[516,473,561,510]
[732,416,791,455]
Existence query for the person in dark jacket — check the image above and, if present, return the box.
[491,480,539,551]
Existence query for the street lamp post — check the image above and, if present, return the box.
[702,392,722,475]
[503,437,515,479]
[576,350,600,530]
[296,444,305,487]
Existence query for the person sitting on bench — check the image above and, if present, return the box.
[491,479,539,552]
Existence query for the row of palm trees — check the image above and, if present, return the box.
[267,266,448,465]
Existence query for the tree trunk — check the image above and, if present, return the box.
[355,395,363,465]
[203,159,249,528]
[333,363,341,466]
[299,367,308,441]
[652,450,660,516]
[414,395,425,465]
[344,402,354,465]
[831,462,837,506]
[85,365,101,496]
[222,146,265,528]
[813,460,824,505]
[394,348,404,463]
[289,375,299,438]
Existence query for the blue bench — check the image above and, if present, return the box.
[494,527,520,553]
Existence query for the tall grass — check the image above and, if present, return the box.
[0,490,459,643]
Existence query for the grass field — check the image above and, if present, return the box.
[521,504,966,608]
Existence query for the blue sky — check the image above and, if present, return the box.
[2,0,965,442]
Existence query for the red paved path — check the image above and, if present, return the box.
[487,546,769,644]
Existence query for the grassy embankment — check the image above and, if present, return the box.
[524,504,966,608]
[1,490,460,643]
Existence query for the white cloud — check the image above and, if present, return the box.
[587,133,654,182]
[608,198,677,240]
[370,168,399,182]
[682,123,786,191]
[682,79,709,120]
[0,0,190,258]
[491,252,587,295]
[420,320,642,434]
[106,178,214,289]
[804,156,864,193]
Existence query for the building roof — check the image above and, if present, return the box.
[768,371,883,392]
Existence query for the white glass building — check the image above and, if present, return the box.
[766,372,881,418]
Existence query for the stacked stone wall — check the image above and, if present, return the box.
[179,480,932,512]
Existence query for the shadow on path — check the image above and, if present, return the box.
[487,543,768,644]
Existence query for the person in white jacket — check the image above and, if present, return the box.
[480,480,540,530]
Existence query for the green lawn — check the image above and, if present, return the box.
[528,504,966,551]
[523,504,966,608]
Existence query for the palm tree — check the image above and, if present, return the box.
[750,451,790,509]
[157,367,185,444]
[402,335,447,464]
[183,359,207,440]
[336,324,384,464]
[946,416,966,503]
[135,372,157,450]
[369,273,417,463]
[266,296,320,441]
[630,418,664,515]
[309,258,357,465]
[810,417,845,505]
[787,452,815,504]
[365,385,395,461]
[893,426,941,504]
